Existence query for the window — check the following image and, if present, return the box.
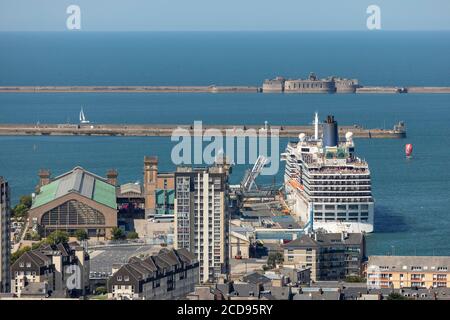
[41,200,106,226]
[124,276,129,281]
[117,276,122,281]
[26,262,31,268]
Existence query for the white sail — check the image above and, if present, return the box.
[79,107,89,124]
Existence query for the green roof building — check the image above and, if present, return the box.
[29,167,118,239]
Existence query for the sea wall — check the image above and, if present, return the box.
[0,123,406,139]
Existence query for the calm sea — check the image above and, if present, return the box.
[0,32,449,255]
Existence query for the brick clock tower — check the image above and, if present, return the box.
[143,156,158,216]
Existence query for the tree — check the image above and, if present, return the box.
[345,275,366,283]
[267,252,284,269]
[127,231,139,240]
[45,230,69,245]
[25,230,41,241]
[95,287,107,295]
[387,292,408,300]
[32,241,44,250]
[12,203,28,219]
[11,195,33,219]
[19,195,33,209]
[75,229,89,241]
[11,246,31,264]
[111,227,126,240]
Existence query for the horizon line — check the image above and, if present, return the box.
[1,29,450,33]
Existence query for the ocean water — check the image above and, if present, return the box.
[1,31,450,86]
[0,32,449,256]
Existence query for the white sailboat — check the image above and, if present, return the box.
[79,107,90,124]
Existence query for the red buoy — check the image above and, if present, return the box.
[405,143,413,157]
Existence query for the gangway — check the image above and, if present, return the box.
[240,155,268,192]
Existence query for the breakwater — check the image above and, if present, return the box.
[0,123,406,138]
[0,86,260,93]
[0,85,448,94]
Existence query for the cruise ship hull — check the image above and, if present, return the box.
[285,184,374,233]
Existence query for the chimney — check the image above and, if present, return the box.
[38,169,51,188]
[323,115,339,147]
[106,169,118,186]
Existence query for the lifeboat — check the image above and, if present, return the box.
[288,179,304,190]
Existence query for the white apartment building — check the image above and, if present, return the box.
[0,177,11,293]
[174,164,230,283]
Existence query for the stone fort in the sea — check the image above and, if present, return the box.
[263,72,359,93]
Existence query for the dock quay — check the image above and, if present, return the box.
[0,123,406,138]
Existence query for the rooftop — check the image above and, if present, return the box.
[108,248,198,284]
[32,166,117,210]
[117,182,143,197]
[368,255,450,270]
[241,272,271,285]
[283,232,364,249]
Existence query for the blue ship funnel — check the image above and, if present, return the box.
[323,115,339,147]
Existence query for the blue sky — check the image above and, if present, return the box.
[1,0,449,31]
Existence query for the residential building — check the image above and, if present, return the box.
[107,248,199,300]
[215,272,292,300]
[174,162,231,283]
[367,255,450,289]
[28,167,118,238]
[283,232,366,281]
[0,177,11,293]
[280,266,311,285]
[143,156,175,219]
[186,285,218,300]
[10,242,90,298]
[292,287,342,300]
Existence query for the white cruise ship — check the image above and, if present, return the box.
[281,114,374,233]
